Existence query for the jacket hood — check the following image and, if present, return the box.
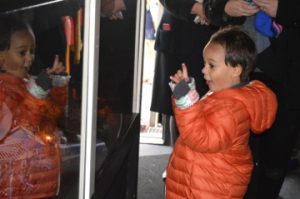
[215,80,277,133]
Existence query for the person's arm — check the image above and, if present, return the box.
[160,0,248,25]
[46,83,68,120]
[27,55,70,120]
[169,63,200,109]
[172,97,241,153]
[45,55,70,120]
[252,0,300,27]
[169,78,200,109]
[169,65,230,153]
[159,0,197,21]
[101,0,126,20]
[203,0,247,26]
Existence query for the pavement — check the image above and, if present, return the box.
[138,144,172,199]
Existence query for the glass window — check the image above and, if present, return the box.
[0,1,88,198]
[0,0,141,198]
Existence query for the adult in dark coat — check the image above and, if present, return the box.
[244,0,300,198]
[150,0,250,144]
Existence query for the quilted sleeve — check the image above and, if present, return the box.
[172,98,247,153]
[46,86,68,120]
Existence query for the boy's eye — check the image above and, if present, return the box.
[18,49,35,57]
[204,61,215,69]
[19,50,26,56]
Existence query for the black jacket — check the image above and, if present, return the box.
[154,0,244,53]
[256,0,300,108]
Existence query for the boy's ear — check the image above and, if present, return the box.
[232,65,243,78]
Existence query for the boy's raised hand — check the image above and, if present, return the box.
[47,55,66,75]
[170,63,190,84]
[34,55,69,93]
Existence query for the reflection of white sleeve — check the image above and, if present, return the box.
[51,75,71,87]
[26,77,49,99]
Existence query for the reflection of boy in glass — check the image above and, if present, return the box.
[0,15,69,198]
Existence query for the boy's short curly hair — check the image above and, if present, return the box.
[0,15,31,51]
[209,26,257,82]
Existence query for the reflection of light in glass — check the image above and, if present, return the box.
[45,135,52,142]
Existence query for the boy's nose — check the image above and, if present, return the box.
[25,54,34,67]
[201,66,206,74]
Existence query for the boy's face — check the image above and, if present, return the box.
[0,30,35,79]
[202,42,241,92]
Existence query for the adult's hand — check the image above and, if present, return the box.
[225,0,259,17]
[253,0,278,17]
[191,2,208,25]
[101,0,126,20]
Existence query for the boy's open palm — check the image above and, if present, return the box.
[170,63,190,84]
[47,55,66,75]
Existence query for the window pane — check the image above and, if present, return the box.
[0,1,85,198]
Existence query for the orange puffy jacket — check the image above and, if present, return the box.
[0,73,67,199]
[166,80,277,199]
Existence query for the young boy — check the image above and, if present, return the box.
[166,26,277,199]
[0,15,69,198]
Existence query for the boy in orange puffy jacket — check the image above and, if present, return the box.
[166,26,277,199]
[0,15,70,198]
